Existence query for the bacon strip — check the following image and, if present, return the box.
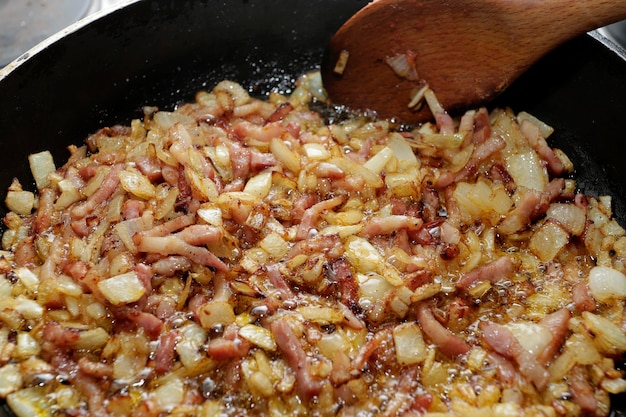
[136,234,228,271]
[296,196,345,240]
[359,215,423,238]
[537,308,571,364]
[271,319,323,401]
[481,321,549,390]
[456,257,514,291]
[71,163,123,219]
[416,303,470,358]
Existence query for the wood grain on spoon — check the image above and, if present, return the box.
[322,0,626,124]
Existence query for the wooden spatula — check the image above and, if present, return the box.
[322,0,626,124]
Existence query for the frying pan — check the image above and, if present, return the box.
[0,0,626,415]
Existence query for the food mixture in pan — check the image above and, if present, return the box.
[1,72,626,417]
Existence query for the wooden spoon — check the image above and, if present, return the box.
[322,0,626,124]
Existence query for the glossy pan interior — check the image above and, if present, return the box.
[1,0,626,415]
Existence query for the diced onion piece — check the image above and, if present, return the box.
[319,224,362,238]
[421,133,465,149]
[505,150,548,191]
[546,203,586,236]
[71,327,110,350]
[28,151,56,190]
[345,236,384,273]
[13,296,44,319]
[333,49,350,75]
[582,311,626,355]
[588,266,626,302]
[197,204,223,227]
[529,221,569,261]
[363,146,394,174]
[504,322,552,357]
[393,322,428,365]
[16,332,40,358]
[388,133,419,170]
[5,190,35,215]
[118,166,157,200]
[6,387,51,417]
[198,301,236,329]
[152,376,185,410]
[297,306,344,325]
[258,232,289,260]
[358,273,392,300]
[243,170,273,199]
[270,137,301,173]
[54,179,82,210]
[303,143,330,160]
[517,111,554,138]
[385,52,418,81]
[97,271,146,305]
[239,324,277,351]
[176,322,207,369]
[0,364,23,397]
[15,267,39,292]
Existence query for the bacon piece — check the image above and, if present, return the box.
[175,224,223,246]
[288,233,344,260]
[155,330,180,374]
[135,263,153,293]
[77,357,113,379]
[537,308,571,364]
[485,352,517,385]
[228,141,252,179]
[271,319,323,401]
[498,178,565,234]
[520,120,565,176]
[233,120,286,143]
[471,108,491,144]
[266,102,294,123]
[266,263,295,300]
[13,235,37,268]
[571,282,596,313]
[416,303,471,358]
[135,155,163,182]
[42,322,80,350]
[569,366,597,413]
[488,163,516,193]
[313,162,345,179]
[207,337,240,360]
[436,136,506,188]
[481,321,549,390]
[34,188,55,234]
[250,150,277,171]
[327,257,360,313]
[136,234,228,271]
[122,199,145,220]
[359,215,423,239]
[126,310,163,340]
[296,196,345,240]
[456,257,514,291]
[71,163,123,219]
[53,354,111,417]
[151,255,192,276]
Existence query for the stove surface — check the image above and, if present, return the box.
[0,0,124,67]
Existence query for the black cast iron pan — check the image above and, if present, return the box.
[0,0,626,415]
